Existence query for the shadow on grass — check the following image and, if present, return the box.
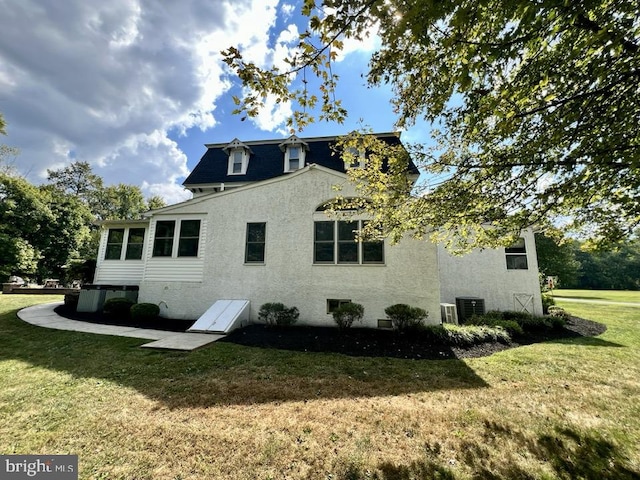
[335,424,639,479]
[1,308,489,408]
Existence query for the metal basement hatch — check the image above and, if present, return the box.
[187,299,250,334]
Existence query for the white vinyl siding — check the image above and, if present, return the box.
[143,217,207,282]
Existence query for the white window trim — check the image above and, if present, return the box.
[104,227,146,261]
[313,219,385,265]
[152,218,203,259]
[227,148,249,175]
[284,145,305,172]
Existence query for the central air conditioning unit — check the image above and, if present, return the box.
[455,297,485,323]
[440,303,458,325]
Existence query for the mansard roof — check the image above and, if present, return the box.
[182,132,417,187]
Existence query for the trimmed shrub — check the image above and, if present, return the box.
[102,297,134,317]
[258,302,299,326]
[131,303,160,323]
[332,302,364,330]
[384,304,429,332]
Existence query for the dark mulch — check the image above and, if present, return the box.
[54,305,606,360]
[218,316,607,360]
[54,305,195,333]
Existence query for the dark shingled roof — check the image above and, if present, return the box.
[183,133,418,187]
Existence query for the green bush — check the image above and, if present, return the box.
[422,324,510,346]
[258,302,299,326]
[473,309,566,331]
[130,303,160,322]
[102,297,134,317]
[384,303,429,332]
[332,302,364,330]
[467,313,524,336]
[541,293,556,314]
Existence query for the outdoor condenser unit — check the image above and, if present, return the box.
[455,297,485,323]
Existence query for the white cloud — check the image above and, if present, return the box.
[0,0,286,205]
[281,3,295,20]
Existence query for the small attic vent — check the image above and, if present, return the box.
[455,297,485,323]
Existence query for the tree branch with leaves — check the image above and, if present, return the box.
[223,0,640,249]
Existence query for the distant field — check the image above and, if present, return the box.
[553,289,640,303]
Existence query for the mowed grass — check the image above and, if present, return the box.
[552,289,640,303]
[1,294,639,479]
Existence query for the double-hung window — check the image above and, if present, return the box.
[105,227,146,260]
[178,220,201,257]
[506,238,528,270]
[125,228,145,260]
[245,223,266,263]
[314,220,384,264]
[153,220,201,258]
[105,229,125,260]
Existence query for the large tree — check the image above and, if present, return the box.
[223,0,640,249]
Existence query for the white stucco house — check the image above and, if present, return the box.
[92,133,542,330]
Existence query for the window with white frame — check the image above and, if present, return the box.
[505,238,528,270]
[313,220,384,264]
[285,145,304,172]
[125,228,145,260]
[227,148,249,175]
[105,229,125,260]
[152,220,201,258]
[105,227,146,261]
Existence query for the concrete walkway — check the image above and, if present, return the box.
[17,302,224,351]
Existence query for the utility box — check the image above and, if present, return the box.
[104,286,139,304]
[77,286,107,313]
[455,297,485,323]
[77,285,139,312]
[440,303,458,325]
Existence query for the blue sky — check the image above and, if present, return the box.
[0,0,432,204]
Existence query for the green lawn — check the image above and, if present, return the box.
[1,294,639,479]
[552,288,640,303]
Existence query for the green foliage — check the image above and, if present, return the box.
[225,0,640,249]
[258,302,300,326]
[541,293,556,315]
[0,158,166,281]
[423,324,511,347]
[102,297,135,318]
[535,232,580,288]
[466,313,524,336]
[130,303,160,322]
[472,310,565,332]
[332,302,364,330]
[384,303,429,332]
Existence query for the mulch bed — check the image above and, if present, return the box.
[54,305,195,333]
[54,305,606,360]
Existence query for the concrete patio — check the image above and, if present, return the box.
[17,302,224,351]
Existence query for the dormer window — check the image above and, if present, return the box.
[344,146,365,169]
[223,138,252,175]
[230,150,245,174]
[287,146,302,170]
[279,135,308,173]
